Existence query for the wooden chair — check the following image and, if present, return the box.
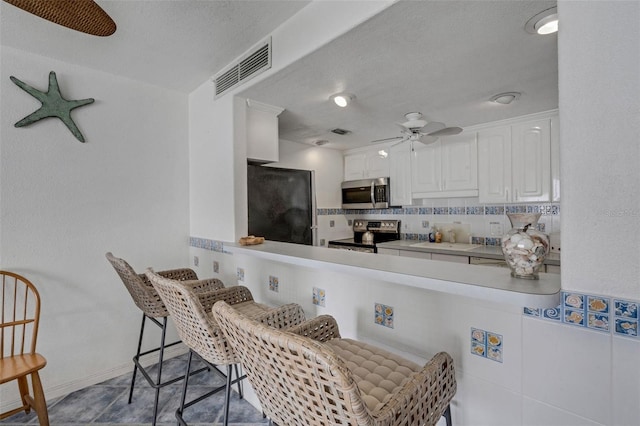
[0,271,49,425]
[105,252,225,426]
[145,269,306,426]
[213,300,458,426]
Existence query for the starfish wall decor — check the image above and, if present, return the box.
[10,71,95,142]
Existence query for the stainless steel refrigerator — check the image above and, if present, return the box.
[247,164,317,245]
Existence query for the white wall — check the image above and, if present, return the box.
[0,48,191,406]
[558,0,640,298]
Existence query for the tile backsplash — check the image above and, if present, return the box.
[317,199,560,246]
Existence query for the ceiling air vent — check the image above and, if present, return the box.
[213,37,272,99]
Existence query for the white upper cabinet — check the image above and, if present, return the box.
[478,126,512,203]
[478,113,555,203]
[245,99,284,163]
[411,133,478,198]
[511,118,551,202]
[389,141,413,206]
[343,148,390,180]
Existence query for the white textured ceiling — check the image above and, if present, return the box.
[0,0,310,92]
[239,0,559,150]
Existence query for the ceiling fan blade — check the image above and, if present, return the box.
[417,135,439,145]
[371,136,403,144]
[427,126,463,137]
[421,121,446,134]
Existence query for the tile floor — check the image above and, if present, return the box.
[1,353,269,426]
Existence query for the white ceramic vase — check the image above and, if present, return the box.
[501,213,549,279]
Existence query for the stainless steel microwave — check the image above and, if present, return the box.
[341,177,391,209]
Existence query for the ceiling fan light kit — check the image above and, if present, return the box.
[330,93,354,107]
[525,6,558,35]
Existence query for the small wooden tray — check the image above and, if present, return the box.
[239,236,265,246]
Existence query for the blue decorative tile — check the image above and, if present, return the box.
[563,308,585,326]
[433,207,448,215]
[448,207,465,215]
[485,237,501,246]
[268,275,279,292]
[506,205,527,214]
[587,313,610,332]
[615,318,638,336]
[374,303,394,328]
[404,207,420,215]
[466,206,484,215]
[614,300,638,319]
[587,296,609,313]
[419,207,433,214]
[564,293,585,310]
[485,206,505,215]
[536,223,546,232]
[312,287,326,307]
[470,328,502,363]
[471,236,486,245]
[543,306,561,321]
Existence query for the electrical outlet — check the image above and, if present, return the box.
[329,220,335,227]
[422,220,429,228]
[213,261,219,273]
[193,256,199,267]
[320,238,326,246]
[348,219,353,226]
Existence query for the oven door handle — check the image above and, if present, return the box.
[370,182,376,207]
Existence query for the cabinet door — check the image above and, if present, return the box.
[399,250,432,259]
[512,119,551,202]
[344,153,366,181]
[431,253,469,263]
[441,133,478,191]
[389,141,412,206]
[365,149,390,178]
[478,126,512,203]
[411,142,441,193]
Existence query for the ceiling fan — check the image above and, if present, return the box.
[371,112,463,145]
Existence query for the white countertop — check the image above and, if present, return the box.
[377,240,561,266]
[227,241,561,308]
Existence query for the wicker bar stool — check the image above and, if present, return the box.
[105,252,224,425]
[213,300,458,426]
[144,268,305,426]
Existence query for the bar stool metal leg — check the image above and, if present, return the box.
[128,313,147,404]
[444,404,453,426]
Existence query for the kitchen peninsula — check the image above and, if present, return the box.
[228,241,560,308]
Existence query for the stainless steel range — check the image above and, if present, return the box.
[327,219,401,253]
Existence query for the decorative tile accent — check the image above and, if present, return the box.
[433,207,448,215]
[236,267,244,282]
[189,237,225,252]
[213,260,219,273]
[524,292,640,337]
[448,207,466,215]
[471,236,486,245]
[466,206,484,215]
[268,275,279,292]
[471,328,503,363]
[312,287,326,307]
[485,237,501,246]
[374,303,394,328]
[506,205,528,214]
[614,299,638,337]
[485,206,505,215]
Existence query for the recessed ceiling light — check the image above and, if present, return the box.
[330,93,355,107]
[490,92,521,105]
[525,7,558,35]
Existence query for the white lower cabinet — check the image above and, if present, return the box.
[399,250,431,259]
[431,253,469,263]
[377,248,400,256]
